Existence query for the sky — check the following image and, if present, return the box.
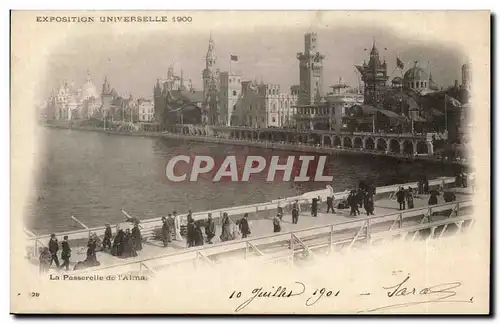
[41,24,468,100]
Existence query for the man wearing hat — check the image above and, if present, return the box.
[48,233,60,268]
[161,216,170,247]
[60,235,71,271]
[166,214,174,243]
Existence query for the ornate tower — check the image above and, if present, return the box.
[101,76,113,118]
[202,33,220,125]
[355,39,388,108]
[297,32,325,105]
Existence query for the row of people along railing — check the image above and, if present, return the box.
[71,199,474,276]
[25,176,459,249]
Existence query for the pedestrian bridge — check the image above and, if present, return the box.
[165,125,435,156]
[70,200,474,276]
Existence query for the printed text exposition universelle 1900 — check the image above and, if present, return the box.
[35,16,194,23]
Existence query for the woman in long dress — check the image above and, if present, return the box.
[220,213,233,242]
[406,187,414,209]
[112,228,125,257]
[131,223,142,251]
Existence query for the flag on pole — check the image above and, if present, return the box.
[396,57,404,70]
[230,55,238,62]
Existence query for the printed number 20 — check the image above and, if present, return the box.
[31,292,40,297]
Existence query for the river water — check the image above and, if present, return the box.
[25,127,460,234]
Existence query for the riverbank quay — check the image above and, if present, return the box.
[42,121,470,167]
[25,176,472,272]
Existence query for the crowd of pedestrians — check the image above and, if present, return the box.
[39,219,145,274]
[38,175,467,274]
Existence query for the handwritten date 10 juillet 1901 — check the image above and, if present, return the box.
[228,274,475,313]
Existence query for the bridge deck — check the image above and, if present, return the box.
[27,189,472,274]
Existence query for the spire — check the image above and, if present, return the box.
[370,36,379,56]
[206,33,216,68]
[86,69,92,83]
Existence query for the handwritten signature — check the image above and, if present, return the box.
[359,275,474,313]
[228,274,474,313]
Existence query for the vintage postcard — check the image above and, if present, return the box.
[10,10,490,314]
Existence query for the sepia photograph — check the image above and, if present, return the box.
[10,10,490,314]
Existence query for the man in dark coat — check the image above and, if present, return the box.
[423,177,429,194]
[102,224,113,250]
[292,200,300,224]
[131,223,142,251]
[364,194,375,216]
[166,214,174,243]
[161,216,170,247]
[396,187,406,210]
[311,197,319,217]
[347,191,359,216]
[187,219,196,247]
[60,235,71,271]
[205,213,216,244]
[326,195,336,213]
[48,234,60,268]
[194,222,204,246]
[239,213,251,239]
[86,235,97,262]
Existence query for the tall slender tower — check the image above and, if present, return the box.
[202,33,220,125]
[355,39,388,108]
[296,32,325,105]
[101,76,113,119]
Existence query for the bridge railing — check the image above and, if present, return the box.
[25,176,459,252]
[71,200,473,276]
[204,125,427,138]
